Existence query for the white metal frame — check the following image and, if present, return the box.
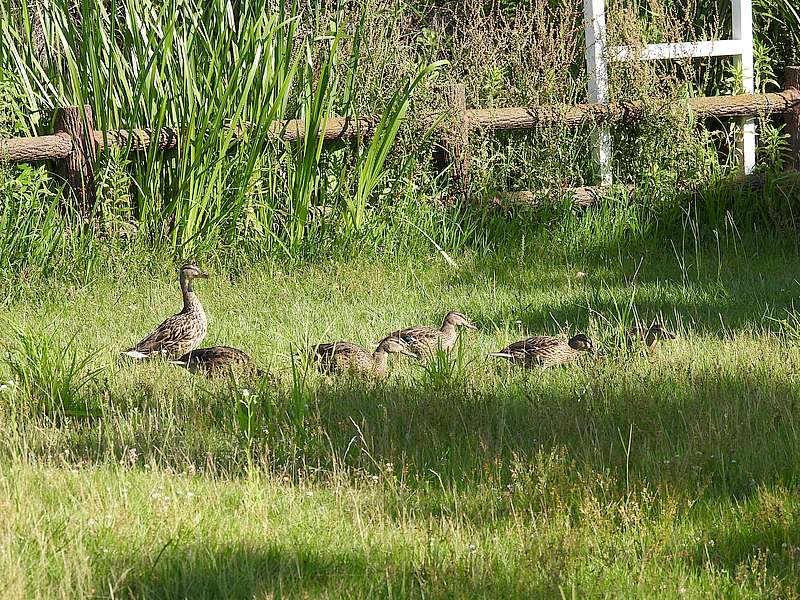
[583,0,756,185]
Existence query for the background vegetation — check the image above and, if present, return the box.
[0,0,798,274]
[1,0,800,597]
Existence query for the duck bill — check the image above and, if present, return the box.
[464,323,478,330]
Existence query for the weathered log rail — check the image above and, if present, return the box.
[466,89,800,132]
[2,66,799,214]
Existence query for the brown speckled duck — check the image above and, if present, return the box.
[629,322,676,353]
[310,338,415,377]
[384,311,477,357]
[489,333,594,368]
[123,264,208,359]
[172,346,262,377]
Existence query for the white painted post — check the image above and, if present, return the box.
[584,0,612,186]
[732,0,756,174]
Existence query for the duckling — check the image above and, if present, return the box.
[123,264,209,360]
[384,311,477,357]
[489,333,594,368]
[629,322,676,353]
[310,338,416,377]
[172,346,262,377]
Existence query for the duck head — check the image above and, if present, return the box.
[568,333,594,352]
[443,311,477,330]
[377,337,417,357]
[179,264,209,292]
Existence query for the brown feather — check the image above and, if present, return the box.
[174,346,259,376]
[491,334,592,368]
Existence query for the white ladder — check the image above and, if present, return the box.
[583,0,756,185]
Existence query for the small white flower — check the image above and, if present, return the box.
[0,385,7,393]
[576,271,587,279]
[468,544,477,553]
[240,388,251,398]
[87,518,97,527]
[305,491,314,497]
[371,475,379,482]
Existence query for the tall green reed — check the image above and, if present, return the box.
[1,0,442,258]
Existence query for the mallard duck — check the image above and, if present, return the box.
[310,338,415,377]
[629,322,676,352]
[383,311,477,357]
[172,346,262,377]
[123,264,209,359]
[489,333,594,368]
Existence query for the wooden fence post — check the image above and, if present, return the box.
[785,66,800,171]
[435,84,470,199]
[55,105,96,218]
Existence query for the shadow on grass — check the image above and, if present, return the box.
[447,171,800,336]
[100,542,562,599]
[296,366,800,496]
[688,498,800,595]
[450,235,800,340]
[17,358,800,507]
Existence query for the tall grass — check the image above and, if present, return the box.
[1,0,446,258]
[1,327,103,418]
[0,0,798,273]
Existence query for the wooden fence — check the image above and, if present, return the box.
[2,66,800,216]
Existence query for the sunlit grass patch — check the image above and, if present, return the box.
[0,235,798,597]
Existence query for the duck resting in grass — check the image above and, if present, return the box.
[489,333,594,368]
[629,321,676,353]
[123,264,208,360]
[310,338,416,377]
[382,311,477,358]
[171,346,263,377]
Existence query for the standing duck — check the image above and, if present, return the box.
[383,311,477,357]
[123,264,209,359]
[489,333,594,368]
[172,346,262,377]
[310,338,415,377]
[629,322,676,353]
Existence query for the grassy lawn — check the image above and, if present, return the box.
[1,234,800,598]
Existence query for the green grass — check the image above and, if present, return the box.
[2,1,800,596]
[1,232,800,598]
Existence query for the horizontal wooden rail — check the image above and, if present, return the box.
[466,89,800,131]
[491,172,797,209]
[495,185,634,207]
[1,65,798,215]
[0,132,73,162]
[3,90,799,162]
